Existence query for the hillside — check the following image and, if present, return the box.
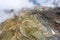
[0,7,60,40]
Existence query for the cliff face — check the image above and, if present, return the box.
[0,7,60,40]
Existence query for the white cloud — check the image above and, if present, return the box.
[0,0,35,23]
[37,0,54,7]
[0,0,60,23]
[0,0,58,9]
[0,0,34,9]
